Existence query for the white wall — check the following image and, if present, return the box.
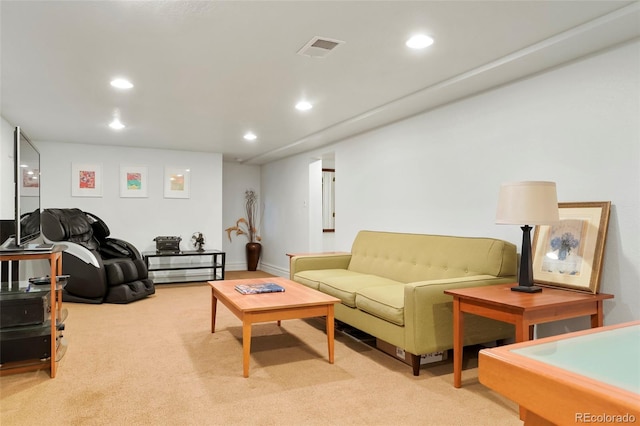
[2,40,637,332]
[0,117,16,218]
[1,122,263,279]
[261,154,316,276]
[308,160,323,253]
[1,119,224,280]
[261,40,640,332]
[222,161,261,270]
[34,141,223,255]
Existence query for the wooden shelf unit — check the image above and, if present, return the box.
[0,247,64,378]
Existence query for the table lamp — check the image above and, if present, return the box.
[496,181,559,293]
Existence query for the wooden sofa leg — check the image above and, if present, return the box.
[409,353,420,376]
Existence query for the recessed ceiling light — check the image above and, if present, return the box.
[244,132,257,141]
[406,34,434,50]
[295,101,313,111]
[110,78,134,89]
[109,118,125,130]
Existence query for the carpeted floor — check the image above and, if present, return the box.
[0,272,520,425]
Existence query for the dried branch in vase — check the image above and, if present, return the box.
[225,189,262,243]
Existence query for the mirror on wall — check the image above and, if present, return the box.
[322,169,335,232]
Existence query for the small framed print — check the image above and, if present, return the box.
[164,166,190,199]
[72,163,103,197]
[20,167,40,197]
[532,201,611,293]
[120,165,148,198]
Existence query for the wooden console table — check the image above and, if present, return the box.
[444,283,614,388]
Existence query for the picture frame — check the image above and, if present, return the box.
[71,163,103,197]
[120,165,148,198]
[532,201,611,293]
[163,166,190,199]
[20,167,40,197]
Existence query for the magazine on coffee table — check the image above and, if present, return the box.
[234,282,286,295]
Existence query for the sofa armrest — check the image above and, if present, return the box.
[289,253,352,279]
[403,275,515,354]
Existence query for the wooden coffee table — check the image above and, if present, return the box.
[209,277,340,377]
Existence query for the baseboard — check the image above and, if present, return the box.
[259,262,288,278]
[224,261,249,271]
[224,261,288,278]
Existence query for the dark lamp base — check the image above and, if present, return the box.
[511,285,543,293]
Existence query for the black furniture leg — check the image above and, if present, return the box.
[410,353,420,376]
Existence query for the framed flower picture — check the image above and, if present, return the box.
[532,201,611,293]
[163,166,190,199]
[71,163,103,197]
[120,165,148,198]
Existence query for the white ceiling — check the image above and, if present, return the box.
[2,1,639,165]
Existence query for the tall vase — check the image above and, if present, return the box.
[246,242,262,271]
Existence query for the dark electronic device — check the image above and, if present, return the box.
[0,292,48,328]
[0,327,57,364]
[28,275,70,285]
[0,127,42,251]
[154,236,181,253]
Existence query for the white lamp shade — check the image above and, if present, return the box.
[496,181,559,225]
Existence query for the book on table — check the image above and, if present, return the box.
[234,282,286,295]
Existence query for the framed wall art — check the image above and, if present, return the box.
[71,163,103,197]
[20,166,40,197]
[120,165,148,198]
[532,201,611,293]
[163,166,190,199]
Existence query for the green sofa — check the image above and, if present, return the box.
[289,230,517,375]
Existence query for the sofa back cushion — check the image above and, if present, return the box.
[348,230,516,283]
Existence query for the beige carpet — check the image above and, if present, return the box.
[0,274,520,425]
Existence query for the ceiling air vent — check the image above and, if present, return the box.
[297,36,345,58]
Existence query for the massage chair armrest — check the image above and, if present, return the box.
[100,238,142,260]
[42,237,102,268]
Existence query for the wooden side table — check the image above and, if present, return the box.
[444,283,614,388]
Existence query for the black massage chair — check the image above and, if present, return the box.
[41,208,155,304]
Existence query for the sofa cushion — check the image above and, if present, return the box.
[318,274,403,308]
[355,285,405,326]
[294,269,360,290]
[348,230,517,283]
